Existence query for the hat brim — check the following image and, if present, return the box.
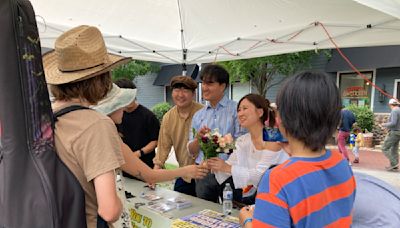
[43,50,131,85]
[92,87,137,116]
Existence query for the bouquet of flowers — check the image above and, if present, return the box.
[193,128,236,159]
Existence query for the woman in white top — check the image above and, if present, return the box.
[207,94,289,198]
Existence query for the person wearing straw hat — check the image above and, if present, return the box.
[45,25,131,227]
[92,84,209,184]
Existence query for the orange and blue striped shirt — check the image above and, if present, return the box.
[253,150,356,227]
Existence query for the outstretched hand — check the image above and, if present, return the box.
[184,164,209,180]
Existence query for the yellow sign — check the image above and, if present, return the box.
[130,208,153,228]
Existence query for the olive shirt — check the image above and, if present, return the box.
[153,101,203,182]
[53,104,125,228]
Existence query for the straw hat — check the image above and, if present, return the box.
[92,84,137,115]
[43,25,130,85]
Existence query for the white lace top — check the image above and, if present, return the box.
[214,133,289,188]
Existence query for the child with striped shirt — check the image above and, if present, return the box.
[239,71,356,227]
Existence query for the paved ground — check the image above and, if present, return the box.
[165,146,400,189]
[327,145,400,189]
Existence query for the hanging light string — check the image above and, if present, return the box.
[213,21,397,102]
[316,21,397,102]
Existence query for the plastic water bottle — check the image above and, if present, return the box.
[222,183,233,216]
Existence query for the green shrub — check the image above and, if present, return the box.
[346,105,374,132]
[152,102,172,122]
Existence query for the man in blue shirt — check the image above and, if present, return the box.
[188,64,244,202]
[338,107,356,164]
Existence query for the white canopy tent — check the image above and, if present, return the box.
[31,0,400,64]
[353,0,400,19]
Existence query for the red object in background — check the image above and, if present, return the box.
[343,86,368,98]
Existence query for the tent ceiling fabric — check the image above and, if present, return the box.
[352,0,400,19]
[32,0,400,64]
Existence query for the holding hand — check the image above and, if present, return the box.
[183,165,209,180]
[207,157,231,173]
[196,126,211,139]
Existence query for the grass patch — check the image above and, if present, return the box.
[164,163,178,170]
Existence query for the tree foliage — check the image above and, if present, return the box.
[151,102,172,123]
[347,104,374,132]
[219,51,318,96]
[112,60,160,81]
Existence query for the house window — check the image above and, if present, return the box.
[394,79,400,99]
[231,82,251,102]
[339,71,373,107]
[165,86,174,105]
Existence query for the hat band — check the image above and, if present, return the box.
[59,62,105,73]
[172,83,193,90]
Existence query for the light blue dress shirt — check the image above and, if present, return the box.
[189,95,245,164]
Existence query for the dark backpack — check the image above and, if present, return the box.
[0,0,86,227]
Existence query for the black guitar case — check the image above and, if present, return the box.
[0,0,86,227]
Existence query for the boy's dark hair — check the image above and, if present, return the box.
[200,64,229,88]
[50,72,112,104]
[276,71,341,152]
[114,78,136,89]
[238,94,275,126]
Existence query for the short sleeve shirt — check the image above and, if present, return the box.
[117,104,160,169]
[53,104,125,228]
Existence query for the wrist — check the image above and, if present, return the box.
[135,150,141,157]
[242,217,252,227]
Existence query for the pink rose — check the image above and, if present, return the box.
[218,137,226,148]
[224,134,233,144]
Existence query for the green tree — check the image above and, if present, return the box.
[220,51,318,96]
[151,102,172,123]
[347,105,374,132]
[111,60,160,81]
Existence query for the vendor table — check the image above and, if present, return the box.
[124,178,239,228]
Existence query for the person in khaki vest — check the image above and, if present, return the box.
[153,75,203,196]
[44,25,129,227]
